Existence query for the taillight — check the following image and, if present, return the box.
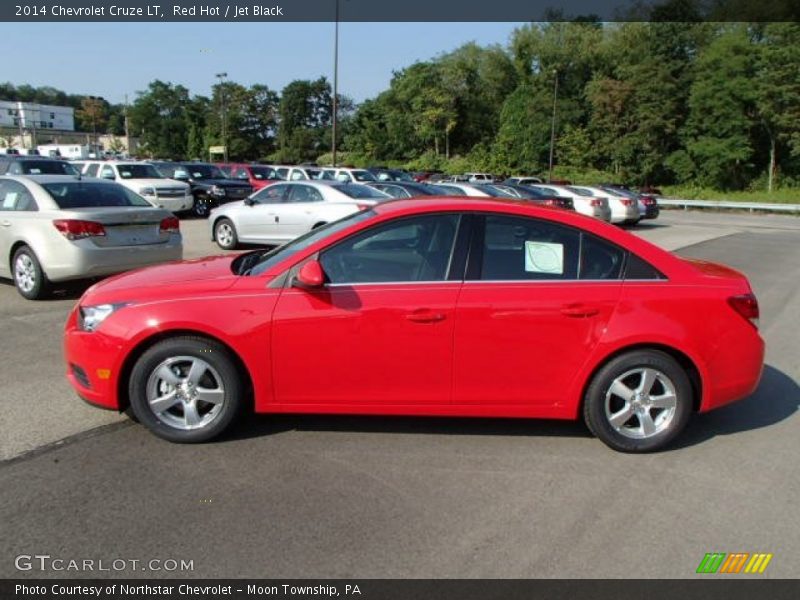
[620,198,633,206]
[590,198,603,207]
[543,199,557,206]
[641,196,656,206]
[356,203,371,211]
[159,216,180,233]
[728,293,759,329]
[53,219,106,240]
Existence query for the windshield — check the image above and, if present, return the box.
[17,160,78,176]
[567,186,595,197]
[43,182,152,208]
[246,210,375,276]
[334,184,388,199]
[181,164,225,179]
[250,166,278,180]
[351,170,377,182]
[117,164,162,179]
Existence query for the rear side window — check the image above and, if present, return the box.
[0,180,38,211]
[42,182,151,208]
[84,164,99,177]
[625,254,666,280]
[475,215,626,282]
[580,234,625,280]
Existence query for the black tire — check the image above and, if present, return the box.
[583,350,692,453]
[128,336,244,443]
[12,246,50,300]
[192,197,210,218]
[214,218,239,250]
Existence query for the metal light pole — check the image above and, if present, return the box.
[216,72,228,162]
[331,0,339,167]
[548,69,559,183]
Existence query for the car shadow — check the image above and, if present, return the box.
[674,364,799,449]
[225,364,797,450]
[0,277,92,301]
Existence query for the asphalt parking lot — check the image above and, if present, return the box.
[1,210,798,578]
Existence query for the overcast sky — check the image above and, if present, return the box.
[2,22,521,104]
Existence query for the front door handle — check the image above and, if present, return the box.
[560,304,600,318]
[406,310,446,323]
[0,220,10,227]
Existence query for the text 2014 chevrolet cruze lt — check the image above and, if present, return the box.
[64,198,764,452]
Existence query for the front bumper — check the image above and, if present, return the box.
[147,194,195,213]
[64,309,124,410]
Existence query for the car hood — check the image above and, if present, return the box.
[119,178,189,189]
[81,255,238,305]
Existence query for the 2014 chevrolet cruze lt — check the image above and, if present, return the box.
[64,198,764,452]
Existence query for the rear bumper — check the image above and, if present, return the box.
[700,327,765,412]
[42,237,182,282]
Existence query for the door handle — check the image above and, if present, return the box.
[0,220,10,227]
[560,304,600,318]
[406,310,446,323]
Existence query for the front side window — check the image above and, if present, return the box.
[84,164,100,177]
[252,184,288,204]
[320,214,460,284]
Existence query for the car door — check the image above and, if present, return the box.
[453,214,624,407]
[271,213,465,407]
[0,180,39,278]
[270,184,326,242]
[236,183,289,241]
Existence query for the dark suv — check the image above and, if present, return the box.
[151,161,253,218]
[0,156,79,176]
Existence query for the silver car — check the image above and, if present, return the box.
[0,175,183,299]
[209,181,390,250]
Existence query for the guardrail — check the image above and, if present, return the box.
[658,198,800,214]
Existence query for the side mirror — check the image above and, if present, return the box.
[293,260,325,289]
[244,197,255,206]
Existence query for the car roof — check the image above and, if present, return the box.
[2,174,100,184]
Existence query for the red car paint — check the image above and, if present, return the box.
[64,198,764,422]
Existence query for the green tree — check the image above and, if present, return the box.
[128,80,192,159]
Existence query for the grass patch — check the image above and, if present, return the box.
[662,186,800,204]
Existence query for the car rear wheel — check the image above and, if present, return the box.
[583,350,692,452]
[12,246,50,300]
[214,218,238,250]
[129,337,244,443]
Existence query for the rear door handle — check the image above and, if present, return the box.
[560,304,600,318]
[1,220,10,227]
[406,310,446,323]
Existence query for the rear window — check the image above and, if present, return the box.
[334,184,388,199]
[14,160,78,176]
[250,166,278,180]
[352,170,377,182]
[42,182,152,208]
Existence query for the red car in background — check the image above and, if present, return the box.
[64,198,764,452]
[217,163,282,190]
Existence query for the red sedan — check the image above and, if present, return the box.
[64,198,764,452]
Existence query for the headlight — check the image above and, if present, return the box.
[139,187,156,196]
[78,303,129,332]
[210,185,226,197]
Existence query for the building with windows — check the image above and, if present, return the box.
[0,100,75,132]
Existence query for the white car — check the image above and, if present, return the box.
[209,181,390,249]
[327,168,378,184]
[465,172,494,183]
[431,182,492,197]
[81,161,194,214]
[531,184,612,222]
[270,165,335,182]
[569,185,640,225]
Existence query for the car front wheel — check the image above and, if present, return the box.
[583,350,692,452]
[214,218,239,250]
[129,337,244,443]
